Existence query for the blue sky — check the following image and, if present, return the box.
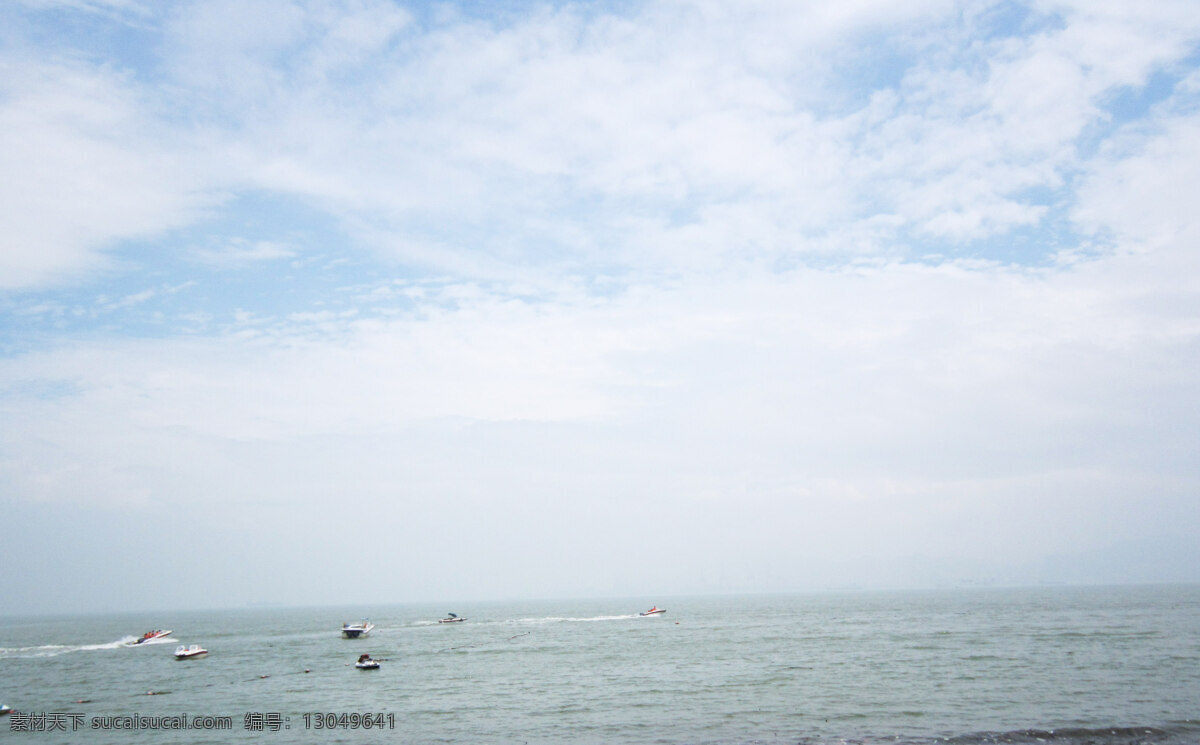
[3,0,1200,614]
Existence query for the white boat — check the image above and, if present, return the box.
[0,705,12,716]
[438,613,466,624]
[341,619,375,638]
[639,606,666,616]
[355,654,380,670]
[133,629,173,644]
[174,644,208,660]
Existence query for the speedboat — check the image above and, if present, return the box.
[639,606,666,616]
[355,654,380,670]
[438,613,466,624]
[134,630,173,644]
[341,619,375,638]
[174,644,208,660]
[0,705,12,716]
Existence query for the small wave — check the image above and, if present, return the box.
[796,725,1192,745]
[947,726,1177,745]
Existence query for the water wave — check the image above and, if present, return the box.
[796,724,1198,745]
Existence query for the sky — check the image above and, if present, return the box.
[2,0,1200,615]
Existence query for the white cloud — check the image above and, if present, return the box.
[4,251,1196,550]
[1074,113,1200,251]
[3,0,1200,608]
[0,58,214,289]
[95,281,195,311]
[189,238,298,267]
[7,0,1197,289]
[12,0,149,17]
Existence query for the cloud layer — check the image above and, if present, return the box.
[2,0,1200,612]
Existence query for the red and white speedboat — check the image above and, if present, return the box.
[639,606,666,616]
[174,644,208,660]
[133,630,173,644]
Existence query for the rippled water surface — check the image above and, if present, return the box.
[3,585,1198,744]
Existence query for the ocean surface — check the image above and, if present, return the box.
[2,585,1198,744]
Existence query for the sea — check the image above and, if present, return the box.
[2,584,1198,745]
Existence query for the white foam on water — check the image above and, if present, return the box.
[514,614,640,625]
[0,636,140,658]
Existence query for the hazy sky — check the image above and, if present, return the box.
[3,0,1200,615]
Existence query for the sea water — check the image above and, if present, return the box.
[2,585,1198,744]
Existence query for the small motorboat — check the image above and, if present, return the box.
[174,644,208,660]
[355,653,380,670]
[438,612,466,624]
[0,705,12,716]
[341,619,375,638]
[639,606,666,616]
[134,629,173,644]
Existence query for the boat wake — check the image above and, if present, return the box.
[514,614,641,625]
[0,637,142,659]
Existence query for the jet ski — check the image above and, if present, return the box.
[355,653,380,670]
